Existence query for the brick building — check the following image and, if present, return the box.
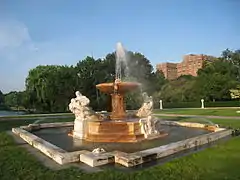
[156,54,215,80]
[156,63,178,80]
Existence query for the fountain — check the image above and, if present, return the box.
[11,42,233,168]
[96,42,140,120]
[69,42,164,142]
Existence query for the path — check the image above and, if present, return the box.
[153,113,240,120]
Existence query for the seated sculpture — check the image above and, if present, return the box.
[136,92,153,118]
[136,92,159,138]
[139,116,159,138]
[69,91,103,121]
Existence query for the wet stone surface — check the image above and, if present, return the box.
[32,125,209,153]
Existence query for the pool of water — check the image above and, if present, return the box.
[33,125,210,153]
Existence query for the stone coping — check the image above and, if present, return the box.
[12,120,232,168]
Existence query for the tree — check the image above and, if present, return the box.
[19,48,240,112]
[158,75,198,103]
[75,56,112,110]
[0,90,4,105]
[196,58,238,101]
[25,65,78,112]
[118,51,156,108]
[222,49,240,81]
[4,91,20,108]
[149,70,167,93]
[124,52,154,89]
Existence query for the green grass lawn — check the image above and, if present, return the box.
[0,113,73,120]
[157,116,240,129]
[154,108,240,117]
[0,117,240,179]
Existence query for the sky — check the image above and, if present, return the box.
[0,0,239,93]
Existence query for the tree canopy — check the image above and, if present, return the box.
[0,90,4,105]
[1,49,240,112]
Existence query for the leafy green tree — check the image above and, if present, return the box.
[152,70,167,92]
[196,58,238,101]
[0,90,4,105]
[222,49,240,81]
[158,75,198,103]
[78,52,156,110]
[4,91,20,108]
[20,48,240,112]
[75,56,113,110]
[25,65,78,112]
[124,52,154,91]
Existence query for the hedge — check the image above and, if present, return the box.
[154,100,240,109]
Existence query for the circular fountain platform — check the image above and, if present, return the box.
[96,82,141,94]
[85,120,167,143]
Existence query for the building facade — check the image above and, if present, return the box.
[156,63,178,80]
[156,54,215,80]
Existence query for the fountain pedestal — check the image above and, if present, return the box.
[83,80,148,142]
[72,120,88,139]
[86,121,145,142]
[96,80,140,121]
[110,93,126,120]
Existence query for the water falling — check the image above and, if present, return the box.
[115,42,129,80]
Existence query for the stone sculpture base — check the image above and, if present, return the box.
[85,121,145,142]
[110,93,126,120]
[71,118,167,143]
[72,120,87,139]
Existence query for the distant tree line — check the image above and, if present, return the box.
[1,49,239,113]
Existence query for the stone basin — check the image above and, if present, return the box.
[96,82,141,94]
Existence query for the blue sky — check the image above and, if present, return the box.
[0,0,239,93]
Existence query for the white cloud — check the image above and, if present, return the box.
[0,19,99,93]
[0,19,39,66]
[0,20,32,49]
[0,20,39,93]
[0,20,80,93]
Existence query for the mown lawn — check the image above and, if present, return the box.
[154,108,240,117]
[0,118,240,180]
[0,113,73,120]
[157,116,240,129]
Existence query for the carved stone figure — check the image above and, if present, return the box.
[114,78,121,93]
[136,92,153,118]
[139,116,159,138]
[92,147,106,154]
[69,91,103,121]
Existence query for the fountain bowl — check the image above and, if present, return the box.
[96,81,141,94]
